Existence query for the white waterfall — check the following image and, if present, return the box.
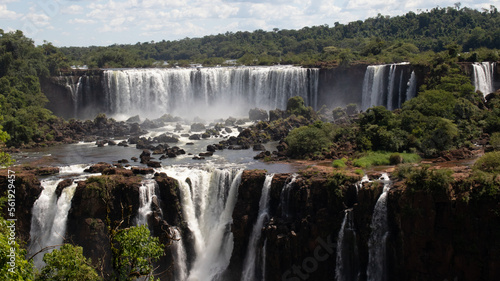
[366,173,391,281]
[241,174,274,281]
[362,65,386,111]
[279,174,298,220]
[386,64,397,111]
[102,66,319,119]
[172,227,189,281]
[405,71,417,105]
[473,62,496,98]
[335,209,359,281]
[160,166,243,281]
[361,63,415,111]
[29,178,78,268]
[135,179,158,226]
[63,76,83,117]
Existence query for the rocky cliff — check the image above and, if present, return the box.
[3,165,500,280]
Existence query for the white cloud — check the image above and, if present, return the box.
[63,4,84,15]
[69,18,96,24]
[24,11,51,27]
[0,4,20,19]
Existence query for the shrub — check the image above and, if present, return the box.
[285,124,332,158]
[404,165,454,193]
[473,151,500,174]
[353,151,420,168]
[490,132,500,150]
[332,158,347,168]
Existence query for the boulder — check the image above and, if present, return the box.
[249,108,268,121]
[190,123,206,132]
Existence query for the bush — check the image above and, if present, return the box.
[332,158,347,168]
[490,132,500,150]
[353,151,420,168]
[285,123,332,158]
[473,151,500,174]
[404,165,454,193]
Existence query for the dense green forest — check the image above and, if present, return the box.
[60,5,500,68]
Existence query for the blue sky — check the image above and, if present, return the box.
[0,0,497,47]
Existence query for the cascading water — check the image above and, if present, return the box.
[241,174,274,281]
[279,174,298,220]
[171,227,189,281]
[102,66,319,119]
[335,209,359,281]
[28,178,78,268]
[28,164,94,268]
[135,179,159,226]
[160,166,243,281]
[64,76,83,117]
[361,65,386,111]
[366,173,391,281]
[335,175,370,281]
[361,63,415,111]
[473,62,496,98]
[405,71,417,105]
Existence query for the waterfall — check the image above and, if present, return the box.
[335,175,370,281]
[135,179,158,226]
[161,166,243,281]
[28,178,78,268]
[279,174,298,220]
[361,63,415,111]
[366,173,391,281]
[241,174,274,281]
[102,66,319,119]
[386,65,397,111]
[63,76,83,118]
[335,209,359,281]
[405,71,417,106]
[473,62,496,98]
[361,65,386,111]
[172,227,189,281]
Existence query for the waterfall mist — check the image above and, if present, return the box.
[102,66,318,120]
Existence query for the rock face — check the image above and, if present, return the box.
[0,170,42,243]
[13,165,500,281]
[388,186,500,281]
[66,173,142,276]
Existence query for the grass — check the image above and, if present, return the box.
[353,151,420,168]
[332,158,347,168]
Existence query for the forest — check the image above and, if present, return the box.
[59,5,500,68]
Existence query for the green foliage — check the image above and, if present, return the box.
[400,165,454,193]
[37,244,100,281]
[111,225,164,281]
[58,6,500,67]
[0,197,35,280]
[332,158,347,168]
[353,151,420,168]
[473,151,500,174]
[490,132,500,150]
[0,30,59,147]
[285,121,332,158]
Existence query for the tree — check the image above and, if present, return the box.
[36,244,100,281]
[0,106,12,167]
[111,225,164,280]
[285,122,332,158]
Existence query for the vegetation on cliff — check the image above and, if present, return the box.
[283,47,498,161]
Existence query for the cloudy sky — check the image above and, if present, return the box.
[0,0,497,47]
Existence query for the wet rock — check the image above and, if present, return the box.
[253,143,266,151]
[190,123,206,132]
[249,108,268,121]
